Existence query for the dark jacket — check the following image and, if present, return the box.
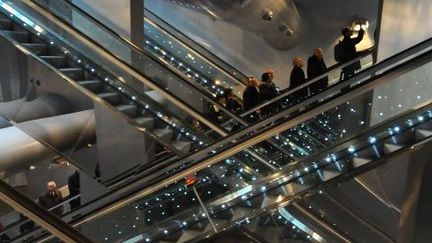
[307,55,328,94]
[242,85,259,111]
[340,29,365,79]
[226,98,242,114]
[340,28,365,62]
[38,191,63,216]
[289,66,308,100]
[258,83,279,116]
[68,171,81,209]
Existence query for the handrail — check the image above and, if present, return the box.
[157,37,432,174]
[59,38,432,228]
[19,0,227,135]
[0,180,92,242]
[32,48,432,243]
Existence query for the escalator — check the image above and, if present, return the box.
[0,0,428,242]
[25,0,379,175]
[5,31,432,242]
[0,0,359,207]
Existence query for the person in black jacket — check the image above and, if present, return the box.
[289,57,308,102]
[242,76,259,111]
[340,27,365,81]
[38,181,63,216]
[307,48,328,95]
[258,71,279,117]
[224,88,242,114]
[242,76,260,122]
[68,171,81,209]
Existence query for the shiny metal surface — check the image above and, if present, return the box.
[165,0,301,50]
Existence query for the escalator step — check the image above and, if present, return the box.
[98,92,120,105]
[2,30,29,42]
[78,80,102,93]
[172,140,191,153]
[415,129,432,140]
[59,67,85,80]
[39,55,66,67]
[0,19,12,30]
[187,221,209,231]
[153,129,174,142]
[175,230,202,243]
[321,169,341,181]
[135,116,155,129]
[383,143,404,154]
[116,104,137,118]
[20,43,47,55]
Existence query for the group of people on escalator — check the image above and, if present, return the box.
[208,26,365,123]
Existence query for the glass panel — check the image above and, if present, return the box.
[59,45,432,242]
[0,119,90,241]
[24,0,238,133]
[144,8,248,84]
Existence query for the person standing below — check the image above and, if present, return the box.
[38,181,64,216]
[339,26,365,81]
[307,48,328,95]
[289,57,308,102]
[68,171,81,210]
[258,71,279,117]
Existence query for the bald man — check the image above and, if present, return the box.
[289,57,308,101]
[307,48,328,95]
[38,181,64,216]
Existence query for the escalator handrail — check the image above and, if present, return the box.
[47,38,432,230]
[17,0,228,136]
[160,37,432,174]
[144,8,249,85]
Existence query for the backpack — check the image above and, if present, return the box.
[334,40,344,62]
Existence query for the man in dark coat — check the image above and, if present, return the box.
[242,76,259,111]
[258,71,279,117]
[38,181,63,216]
[307,48,328,95]
[242,76,260,122]
[68,171,81,209]
[289,57,308,102]
[340,27,365,81]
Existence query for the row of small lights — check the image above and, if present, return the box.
[144,37,228,97]
[98,108,432,242]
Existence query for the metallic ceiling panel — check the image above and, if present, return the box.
[165,0,301,50]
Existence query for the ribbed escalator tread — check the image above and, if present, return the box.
[116,104,137,117]
[172,140,191,153]
[78,80,102,93]
[2,30,29,42]
[135,116,155,129]
[39,55,66,67]
[20,43,47,55]
[153,128,174,142]
[97,92,120,105]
